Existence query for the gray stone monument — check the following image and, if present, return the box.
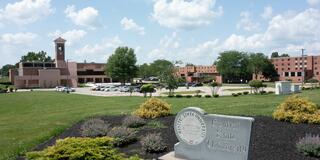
[160,107,254,160]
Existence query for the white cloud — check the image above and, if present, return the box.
[48,30,87,46]
[75,36,122,61]
[237,11,260,32]
[182,39,219,64]
[0,32,38,45]
[152,0,223,29]
[307,0,320,6]
[148,32,180,60]
[65,5,100,29]
[261,6,273,19]
[0,0,53,25]
[120,17,145,35]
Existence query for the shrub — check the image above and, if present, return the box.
[122,116,146,128]
[194,95,202,98]
[273,96,320,124]
[175,94,183,98]
[134,98,171,119]
[205,95,212,98]
[80,118,110,137]
[232,93,238,97]
[260,91,267,95]
[185,95,192,98]
[296,134,320,158]
[140,84,155,97]
[249,80,265,93]
[26,137,140,160]
[243,91,249,95]
[237,92,242,96]
[268,91,275,94]
[141,133,167,153]
[213,94,219,98]
[146,120,166,129]
[107,127,138,146]
[168,95,174,98]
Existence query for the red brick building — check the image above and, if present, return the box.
[254,55,320,83]
[177,65,222,83]
[9,37,112,88]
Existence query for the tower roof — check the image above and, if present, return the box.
[54,37,66,43]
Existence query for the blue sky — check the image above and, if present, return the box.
[0,0,319,67]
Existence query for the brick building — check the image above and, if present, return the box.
[254,55,320,83]
[9,37,112,88]
[177,65,222,83]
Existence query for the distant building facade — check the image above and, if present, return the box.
[177,65,222,83]
[254,55,320,83]
[10,37,112,88]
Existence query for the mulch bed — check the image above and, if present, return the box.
[20,115,320,160]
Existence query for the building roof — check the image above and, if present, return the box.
[54,37,66,43]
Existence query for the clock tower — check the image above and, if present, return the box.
[54,37,67,68]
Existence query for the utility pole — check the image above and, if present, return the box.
[301,49,305,85]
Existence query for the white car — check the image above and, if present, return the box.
[62,87,75,92]
[55,86,64,92]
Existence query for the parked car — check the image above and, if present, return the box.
[62,87,75,92]
[55,86,64,92]
[191,83,203,87]
[119,86,130,92]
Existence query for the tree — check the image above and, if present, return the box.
[215,51,251,83]
[248,53,269,79]
[140,84,155,97]
[0,64,16,76]
[280,53,289,57]
[137,63,152,79]
[20,51,53,62]
[261,62,279,81]
[209,82,221,96]
[105,47,138,84]
[162,65,179,96]
[271,52,279,58]
[248,80,264,94]
[149,59,174,80]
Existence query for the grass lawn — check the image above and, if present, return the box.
[161,90,205,95]
[223,88,251,91]
[0,90,319,160]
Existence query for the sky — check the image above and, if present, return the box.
[0,0,320,68]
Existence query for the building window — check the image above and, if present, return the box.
[317,72,319,75]
[288,68,290,70]
[297,72,302,76]
[285,72,289,77]
[291,72,295,77]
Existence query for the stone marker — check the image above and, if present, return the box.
[160,107,254,160]
[275,81,292,95]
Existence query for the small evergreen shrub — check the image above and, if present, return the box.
[273,96,320,124]
[232,93,238,97]
[26,137,140,160]
[268,91,275,94]
[146,120,166,129]
[80,118,110,137]
[260,91,267,95]
[185,95,192,98]
[168,95,174,98]
[213,94,219,98]
[175,94,183,98]
[107,127,138,146]
[141,133,167,153]
[205,95,212,98]
[194,95,202,98]
[237,92,242,96]
[134,98,171,119]
[296,134,320,158]
[122,116,146,128]
[243,91,249,95]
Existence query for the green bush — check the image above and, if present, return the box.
[243,91,249,95]
[306,78,319,83]
[249,80,265,93]
[213,94,219,98]
[140,84,155,97]
[122,116,146,128]
[134,98,171,119]
[146,120,166,129]
[237,92,242,96]
[26,137,140,160]
[194,95,202,98]
[107,127,138,147]
[205,95,212,98]
[296,134,320,158]
[232,93,238,97]
[273,96,320,124]
[185,95,192,98]
[167,95,174,98]
[80,118,110,137]
[141,133,167,153]
[175,94,183,98]
[260,91,267,95]
[268,91,275,94]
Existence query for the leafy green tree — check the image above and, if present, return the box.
[105,47,138,84]
[215,51,251,83]
[248,80,265,94]
[280,53,290,57]
[261,62,279,81]
[0,64,16,76]
[271,52,279,58]
[20,51,53,62]
[209,82,221,96]
[140,84,155,97]
[149,59,174,80]
[137,63,152,79]
[248,53,269,79]
[161,66,179,96]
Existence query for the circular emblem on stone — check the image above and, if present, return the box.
[175,109,207,145]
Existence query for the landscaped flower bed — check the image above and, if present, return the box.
[22,115,320,160]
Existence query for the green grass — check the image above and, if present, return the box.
[224,88,251,91]
[0,90,320,160]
